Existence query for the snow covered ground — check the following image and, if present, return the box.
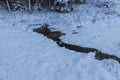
[0,1,120,80]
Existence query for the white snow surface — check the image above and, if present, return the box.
[0,1,120,80]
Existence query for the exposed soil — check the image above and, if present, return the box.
[33,24,120,63]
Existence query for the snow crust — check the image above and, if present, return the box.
[0,0,120,80]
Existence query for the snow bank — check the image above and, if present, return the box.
[0,28,119,80]
[0,0,120,79]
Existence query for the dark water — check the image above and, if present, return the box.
[33,25,120,63]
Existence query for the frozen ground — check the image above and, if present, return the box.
[0,1,120,80]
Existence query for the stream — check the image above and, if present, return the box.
[33,24,120,63]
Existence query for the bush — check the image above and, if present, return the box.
[0,0,86,12]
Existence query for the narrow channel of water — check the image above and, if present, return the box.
[33,24,120,63]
